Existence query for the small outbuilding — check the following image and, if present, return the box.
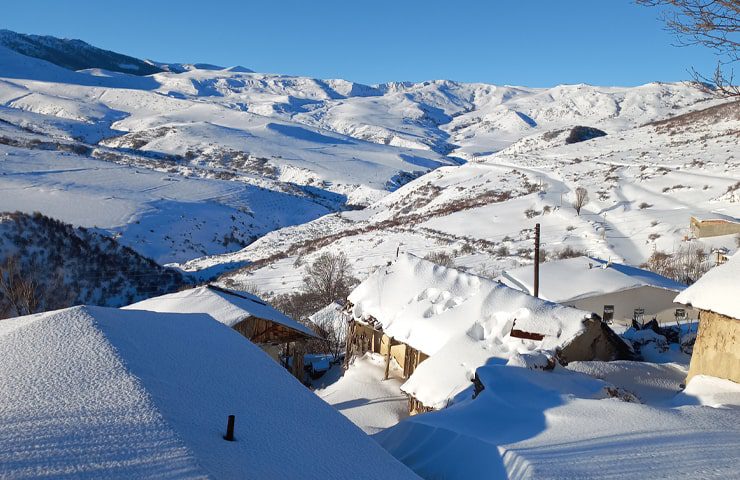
[125,284,320,377]
[346,254,631,414]
[675,252,740,384]
[500,256,690,324]
[690,214,740,239]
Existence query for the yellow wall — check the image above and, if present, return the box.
[691,217,740,238]
[686,311,740,384]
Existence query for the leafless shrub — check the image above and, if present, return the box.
[555,246,587,259]
[642,242,713,284]
[495,245,510,257]
[424,251,455,268]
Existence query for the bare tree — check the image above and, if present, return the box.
[303,252,357,309]
[637,0,740,97]
[572,187,589,215]
[0,256,40,318]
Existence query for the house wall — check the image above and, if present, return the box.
[348,322,427,382]
[569,286,693,324]
[379,333,409,373]
[690,217,740,238]
[559,319,626,363]
[686,311,740,384]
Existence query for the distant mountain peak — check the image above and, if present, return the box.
[0,29,163,76]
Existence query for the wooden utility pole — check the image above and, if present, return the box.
[534,223,540,298]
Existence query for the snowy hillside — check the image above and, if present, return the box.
[202,98,738,297]
[0,212,184,317]
[0,30,736,281]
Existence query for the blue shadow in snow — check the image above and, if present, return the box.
[266,123,355,145]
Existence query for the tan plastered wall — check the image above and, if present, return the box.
[686,311,740,384]
[692,220,740,238]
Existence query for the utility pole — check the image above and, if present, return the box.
[534,223,540,298]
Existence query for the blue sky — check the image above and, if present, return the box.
[2,0,716,86]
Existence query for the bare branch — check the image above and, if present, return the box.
[637,0,740,97]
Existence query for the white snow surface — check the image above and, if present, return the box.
[0,306,416,479]
[316,353,409,435]
[377,363,740,479]
[348,254,592,408]
[674,375,740,407]
[675,251,740,319]
[501,256,687,302]
[124,284,318,338]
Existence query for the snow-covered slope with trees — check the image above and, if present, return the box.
[0,212,184,317]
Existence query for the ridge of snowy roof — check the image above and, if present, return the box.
[0,305,416,479]
[690,212,740,223]
[348,253,593,408]
[124,284,319,339]
[309,301,347,330]
[675,251,740,319]
[501,256,686,303]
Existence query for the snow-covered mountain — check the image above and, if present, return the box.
[0,29,164,76]
[0,30,736,284]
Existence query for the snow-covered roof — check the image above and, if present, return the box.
[125,285,319,339]
[675,251,740,319]
[309,301,348,338]
[348,254,593,408]
[500,256,686,303]
[0,306,415,479]
[691,212,740,223]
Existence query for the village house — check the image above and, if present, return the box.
[345,254,631,414]
[690,214,740,239]
[0,306,416,479]
[675,252,740,384]
[125,284,320,378]
[500,256,690,324]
